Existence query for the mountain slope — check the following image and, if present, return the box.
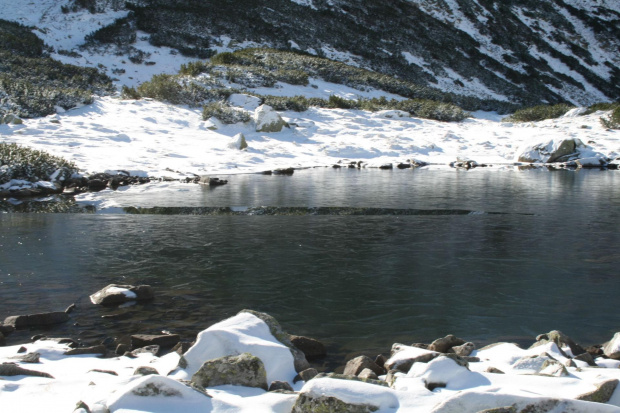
[120,0,619,106]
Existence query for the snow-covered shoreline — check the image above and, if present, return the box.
[2,309,620,413]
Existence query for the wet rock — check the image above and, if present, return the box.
[272,167,295,175]
[191,352,268,390]
[131,334,180,350]
[64,345,107,356]
[290,335,326,360]
[453,342,476,357]
[4,311,69,328]
[374,354,387,368]
[575,378,618,403]
[428,334,466,353]
[89,284,154,305]
[269,380,294,392]
[343,355,385,377]
[294,368,318,383]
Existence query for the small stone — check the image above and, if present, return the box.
[294,368,319,383]
[134,366,159,376]
[485,367,505,374]
[358,368,378,380]
[268,380,294,392]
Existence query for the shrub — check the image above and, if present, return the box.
[260,95,312,112]
[179,61,211,76]
[84,15,136,45]
[121,85,141,100]
[136,74,184,104]
[601,106,620,129]
[211,52,241,65]
[0,142,78,184]
[327,95,358,109]
[202,102,251,124]
[503,103,575,122]
[584,102,620,115]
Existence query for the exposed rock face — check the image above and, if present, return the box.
[290,335,326,360]
[254,105,287,133]
[89,284,154,305]
[4,311,69,328]
[343,355,385,377]
[191,352,268,390]
[603,332,620,360]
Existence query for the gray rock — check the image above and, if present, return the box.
[4,312,69,328]
[268,380,294,392]
[358,368,378,380]
[428,334,466,353]
[10,352,40,363]
[238,309,309,372]
[453,342,476,357]
[485,367,505,374]
[575,378,618,403]
[539,360,569,377]
[131,334,180,350]
[343,355,385,377]
[294,368,318,383]
[290,335,326,359]
[0,363,53,378]
[191,352,268,390]
[134,366,159,376]
[573,352,597,366]
[90,284,154,305]
[530,330,585,356]
[292,393,379,413]
[603,332,620,359]
[254,104,288,133]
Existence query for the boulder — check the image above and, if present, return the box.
[428,334,466,353]
[191,352,268,390]
[131,334,180,350]
[538,360,569,377]
[89,284,154,305]
[603,332,620,359]
[343,355,385,377]
[64,345,107,356]
[515,138,585,163]
[4,311,69,328]
[227,133,248,150]
[290,335,326,360]
[255,104,288,133]
[358,368,378,380]
[294,368,318,383]
[198,176,228,186]
[292,376,398,413]
[134,366,159,376]
[269,380,294,392]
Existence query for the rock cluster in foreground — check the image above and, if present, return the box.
[2,301,620,412]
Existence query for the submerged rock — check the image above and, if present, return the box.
[89,284,154,305]
[4,311,69,328]
[191,352,268,390]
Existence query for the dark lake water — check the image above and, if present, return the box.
[1,167,620,369]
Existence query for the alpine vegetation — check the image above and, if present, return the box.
[0,142,78,184]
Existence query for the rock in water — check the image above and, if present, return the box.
[191,353,268,390]
[89,284,154,305]
[4,311,69,328]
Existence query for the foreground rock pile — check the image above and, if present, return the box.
[2,289,620,412]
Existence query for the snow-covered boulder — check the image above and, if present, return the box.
[431,390,620,413]
[406,356,488,390]
[172,311,300,385]
[384,344,439,372]
[255,104,288,133]
[228,93,262,111]
[515,138,585,163]
[227,133,248,150]
[293,376,399,412]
